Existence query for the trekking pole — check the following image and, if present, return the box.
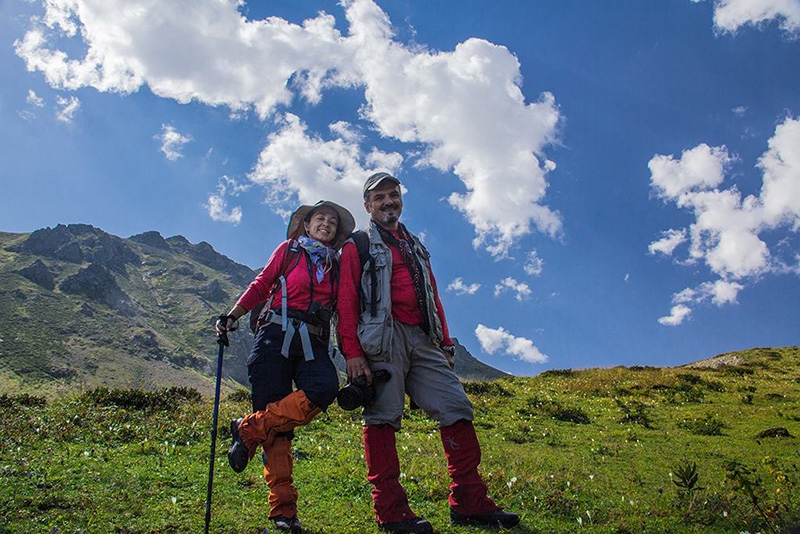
[205,315,235,534]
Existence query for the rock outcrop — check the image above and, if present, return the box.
[9,224,139,273]
[59,263,134,315]
[17,259,55,290]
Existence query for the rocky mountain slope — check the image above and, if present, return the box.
[0,224,506,395]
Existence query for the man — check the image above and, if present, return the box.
[337,172,520,533]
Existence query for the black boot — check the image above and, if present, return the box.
[379,517,433,533]
[227,418,250,473]
[273,515,303,533]
[451,508,520,529]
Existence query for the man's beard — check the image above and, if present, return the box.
[378,204,399,224]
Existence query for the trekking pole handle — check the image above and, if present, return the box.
[215,314,238,347]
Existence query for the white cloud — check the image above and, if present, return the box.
[493,276,531,301]
[649,143,733,200]
[648,228,687,256]
[658,304,692,326]
[247,113,403,222]
[158,124,193,161]
[707,0,800,36]
[14,1,358,118]
[346,2,563,257]
[704,279,744,305]
[659,279,744,325]
[523,250,544,276]
[205,178,242,224]
[55,95,80,122]
[648,116,800,324]
[447,277,481,295]
[757,116,800,229]
[27,89,44,107]
[15,0,562,258]
[475,324,548,364]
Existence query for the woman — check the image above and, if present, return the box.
[215,200,355,533]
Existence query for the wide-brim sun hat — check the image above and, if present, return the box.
[286,200,356,250]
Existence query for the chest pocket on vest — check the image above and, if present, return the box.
[358,252,390,359]
[360,249,387,310]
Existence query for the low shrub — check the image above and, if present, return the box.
[82,386,201,411]
[0,393,46,407]
[462,380,512,397]
[677,413,727,436]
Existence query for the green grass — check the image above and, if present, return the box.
[2,347,800,533]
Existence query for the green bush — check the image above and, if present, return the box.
[677,413,727,436]
[462,380,512,397]
[519,396,591,424]
[616,398,654,428]
[82,386,201,411]
[0,393,46,407]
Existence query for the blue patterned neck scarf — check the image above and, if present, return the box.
[297,235,337,283]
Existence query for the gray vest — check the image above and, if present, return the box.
[357,221,444,360]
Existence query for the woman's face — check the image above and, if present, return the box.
[304,206,339,244]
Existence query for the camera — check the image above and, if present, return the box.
[306,301,334,326]
[337,369,391,411]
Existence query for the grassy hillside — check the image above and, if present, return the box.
[2,346,799,533]
[0,226,258,396]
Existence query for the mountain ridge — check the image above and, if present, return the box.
[0,224,508,396]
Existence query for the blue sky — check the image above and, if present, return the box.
[1,0,799,376]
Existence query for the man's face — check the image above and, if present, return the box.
[365,182,403,228]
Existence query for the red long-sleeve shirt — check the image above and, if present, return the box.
[337,231,452,360]
[236,240,335,313]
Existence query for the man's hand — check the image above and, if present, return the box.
[346,356,373,384]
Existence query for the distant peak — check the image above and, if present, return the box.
[129,231,171,251]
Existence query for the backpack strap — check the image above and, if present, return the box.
[248,240,303,333]
[349,230,377,317]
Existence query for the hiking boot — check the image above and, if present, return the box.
[379,517,433,533]
[227,418,250,473]
[272,515,303,533]
[450,508,520,529]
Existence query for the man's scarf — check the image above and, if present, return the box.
[374,222,430,335]
[297,235,337,283]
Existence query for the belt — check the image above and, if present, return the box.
[262,310,325,361]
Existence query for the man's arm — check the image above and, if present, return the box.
[337,242,372,382]
[428,260,454,348]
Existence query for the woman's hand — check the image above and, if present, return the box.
[215,305,245,335]
[215,315,236,335]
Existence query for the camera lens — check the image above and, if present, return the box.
[336,370,391,411]
[337,382,365,411]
